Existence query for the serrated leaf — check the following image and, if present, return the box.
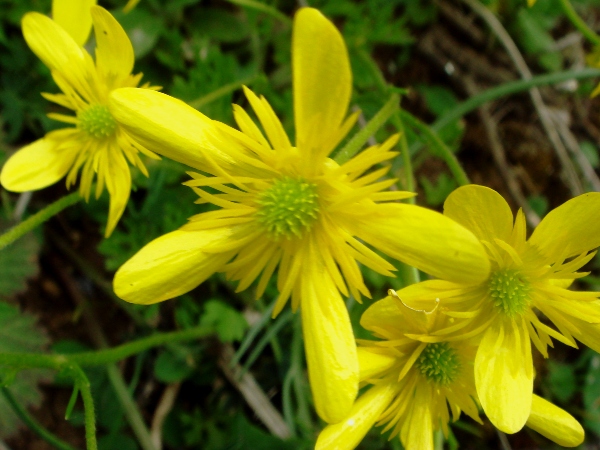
[0,301,50,437]
[0,221,40,299]
[200,300,248,343]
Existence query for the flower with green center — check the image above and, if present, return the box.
[0,6,159,236]
[394,184,600,434]
[316,291,584,449]
[108,8,490,423]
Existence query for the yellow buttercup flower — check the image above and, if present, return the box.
[396,184,600,433]
[108,8,490,423]
[316,292,584,450]
[0,6,159,236]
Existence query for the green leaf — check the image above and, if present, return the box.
[420,173,457,207]
[546,360,576,403]
[583,353,600,436]
[581,140,600,169]
[0,301,50,437]
[0,220,40,299]
[199,300,248,343]
[154,348,195,383]
[112,9,164,59]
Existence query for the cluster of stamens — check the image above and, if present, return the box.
[77,104,117,139]
[488,269,531,317]
[416,342,461,386]
[256,176,320,239]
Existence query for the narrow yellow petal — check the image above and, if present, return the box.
[52,0,97,46]
[360,295,403,336]
[123,0,141,13]
[113,228,235,304]
[301,246,358,424]
[529,192,600,260]
[475,322,533,433]
[91,6,134,87]
[526,395,584,447]
[402,383,434,450]
[357,347,397,381]
[444,184,514,243]
[293,8,351,159]
[104,151,131,237]
[0,138,77,192]
[109,88,242,174]
[362,203,490,284]
[316,382,396,450]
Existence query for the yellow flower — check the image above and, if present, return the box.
[108,8,489,423]
[316,291,584,450]
[0,6,159,237]
[396,184,600,433]
[52,0,97,46]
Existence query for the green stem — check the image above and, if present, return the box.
[105,364,155,450]
[558,0,600,46]
[187,74,262,110]
[225,0,292,26]
[391,113,415,197]
[400,110,470,186]
[335,94,400,165]
[1,387,80,450]
[432,68,600,132]
[0,192,81,251]
[0,326,214,369]
[71,366,97,450]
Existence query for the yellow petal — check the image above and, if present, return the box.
[529,192,600,260]
[0,138,77,192]
[526,394,584,447]
[362,203,490,284]
[109,88,242,174]
[357,347,397,381]
[401,382,434,450]
[444,184,514,243]
[91,6,134,88]
[22,12,89,88]
[315,381,396,450]
[475,321,533,433]
[52,0,97,46]
[113,228,235,304]
[293,8,351,159]
[104,152,131,237]
[301,247,358,424]
[123,0,141,13]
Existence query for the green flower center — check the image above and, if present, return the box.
[78,104,117,139]
[488,269,531,317]
[256,176,319,239]
[416,342,461,386]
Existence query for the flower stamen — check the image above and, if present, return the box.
[416,342,461,386]
[256,176,319,239]
[77,104,117,139]
[488,269,531,317]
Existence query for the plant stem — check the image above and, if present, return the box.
[335,93,400,165]
[71,366,97,450]
[225,0,292,26]
[400,110,470,186]
[187,74,262,110]
[0,192,80,251]
[1,387,80,450]
[558,0,600,46]
[432,68,600,132]
[0,326,214,369]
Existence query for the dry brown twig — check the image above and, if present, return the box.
[218,344,291,440]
